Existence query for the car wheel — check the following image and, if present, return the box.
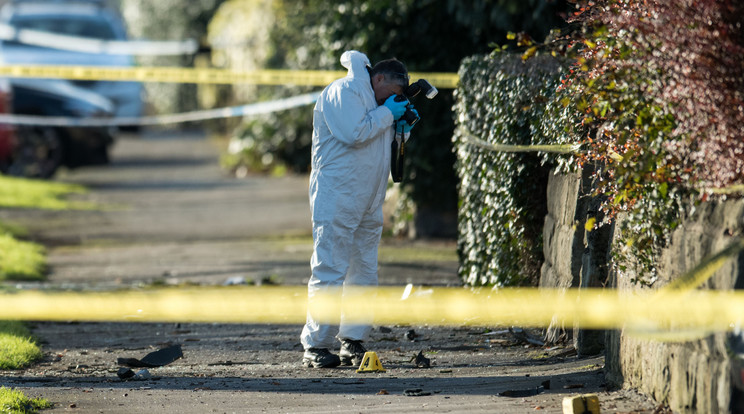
[8,126,64,179]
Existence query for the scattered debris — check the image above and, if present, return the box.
[411,350,431,368]
[378,326,392,334]
[117,367,135,380]
[404,388,431,396]
[134,369,151,380]
[223,276,247,286]
[498,385,545,397]
[117,368,152,381]
[481,329,510,336]
[117,345,183,368]
[551,345,578,358]
[404,329,418,341]
[509,327,545,347]
[256,275,281,286]
[377,389,389,395]
[207,360,256,366]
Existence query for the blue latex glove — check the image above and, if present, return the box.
[396,108,419,133]
[383,95,407,121]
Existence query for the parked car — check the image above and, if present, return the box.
[0,77,17,173]
[0,0,145,121]
[0,76,115,178]
[7,77,115,178]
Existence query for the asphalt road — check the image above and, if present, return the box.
[0,129,660,413]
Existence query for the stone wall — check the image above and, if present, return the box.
[541,169,744,412]
[606,200,744,413]
[540,167,611,355]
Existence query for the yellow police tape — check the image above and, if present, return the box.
[657,236,744,294]
[0,65,459,88]
[1,287,742,334]
[458,126,581,154]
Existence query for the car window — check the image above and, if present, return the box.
[9,15,117,40]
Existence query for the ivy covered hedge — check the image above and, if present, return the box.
[453,53,567,286]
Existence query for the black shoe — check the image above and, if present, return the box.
[302,348,341,368]
[339,339,367,366]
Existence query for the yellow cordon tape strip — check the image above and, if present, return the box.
[0,65,459,88]
[1,287,743,333]
[657,236,744,294]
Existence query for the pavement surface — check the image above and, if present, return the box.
[0,129,663,413]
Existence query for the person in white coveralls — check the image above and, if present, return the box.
[300,50,418,368]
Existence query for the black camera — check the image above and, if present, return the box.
[393,79,438,127]
[394,95,420,127]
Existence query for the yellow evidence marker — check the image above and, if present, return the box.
[356,351,386,373]
[562,394,600,414]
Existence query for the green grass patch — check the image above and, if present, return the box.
[0,321,43,370]
[0,386,52,413]
[0,234,46,281]
[0,174,93,210]
[0,221,28,239]
[0,174,91,281]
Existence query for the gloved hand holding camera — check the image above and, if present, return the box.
[383,95,407,121]
[393,95,420,128]
[396,106,419,134]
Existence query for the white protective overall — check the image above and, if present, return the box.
[301,50,401,350]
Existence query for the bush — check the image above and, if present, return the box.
[559,0,744,284]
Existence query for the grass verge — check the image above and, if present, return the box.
[0,174,91,411]
[0,174,91,210]
[0,173,96,281]
[0,321,43,370]
[0,386,51,414]
[0,234,46,281]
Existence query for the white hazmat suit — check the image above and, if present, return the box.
[300,50,403,350]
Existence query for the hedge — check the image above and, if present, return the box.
[453,53,568,286]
